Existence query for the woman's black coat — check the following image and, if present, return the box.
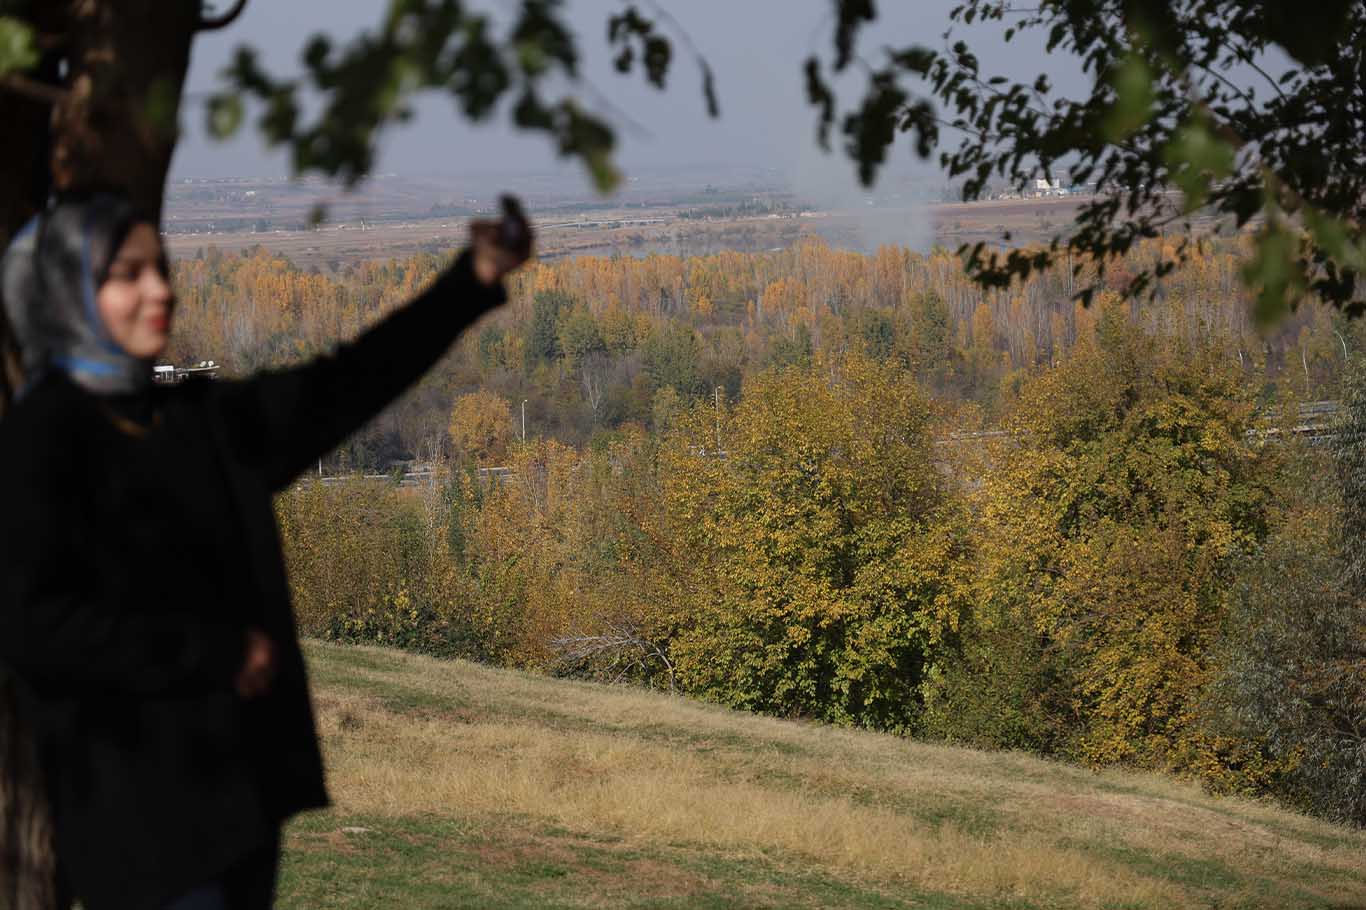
[0,252,504,910]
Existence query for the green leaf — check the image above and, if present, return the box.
[1101,52,1155,142]
[0,16,37,76]
[261,89,299,144]
[643,36,671,88]
[1163,114,1235,212]
[1242,216,1303,326]
[513,90,553,130]
[805,57,835,150]
[206,93,245,140]
[584,146,620,194]
[517,40,548,77]
[302,34,331,70]
[1304,206,1366,273]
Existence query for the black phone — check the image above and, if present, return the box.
[499,195,529,251]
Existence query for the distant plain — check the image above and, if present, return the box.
[163,170,1111,270]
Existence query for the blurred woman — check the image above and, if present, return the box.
[0,193,531,909]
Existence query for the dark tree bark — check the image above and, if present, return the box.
[0,0,202,416]
[49,1,199,220]
[0,5,62,414]
[1,14,225,905]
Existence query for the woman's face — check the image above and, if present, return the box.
[95,222,174,360]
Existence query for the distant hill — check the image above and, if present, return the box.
[284,641,1366,909]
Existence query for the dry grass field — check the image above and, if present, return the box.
[166,211,812,268]
[284,641,1366,909]
[164,196,1109,271]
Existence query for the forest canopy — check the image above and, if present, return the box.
[177,234,1366,825]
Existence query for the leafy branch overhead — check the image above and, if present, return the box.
[806,0,1366,320]
[212,0,1362,320]
[2,0,1360,321]
[207,0,718,195]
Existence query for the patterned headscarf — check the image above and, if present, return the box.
[1,195,154,396]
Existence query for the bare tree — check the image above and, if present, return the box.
[580,351,608,425]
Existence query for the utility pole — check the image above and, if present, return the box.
[521,399,528,447]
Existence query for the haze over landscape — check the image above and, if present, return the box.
[167,0,1097,258]
[178,0,1088,181]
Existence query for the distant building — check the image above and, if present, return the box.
[152,360,221,385]
[1032,175,1066,197]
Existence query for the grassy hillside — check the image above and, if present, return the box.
[283,642,1366,909]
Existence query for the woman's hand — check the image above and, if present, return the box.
[470,194,534,287]
[235,626,276,699]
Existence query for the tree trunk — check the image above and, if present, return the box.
[2,13,201,897]
[0,4,63,413]
[0,0,200,416]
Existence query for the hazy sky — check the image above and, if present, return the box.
[173,1,1087,194]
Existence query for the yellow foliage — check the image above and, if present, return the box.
[659,354,969,729]
[448,390,514,465]
[969,316,1269,770]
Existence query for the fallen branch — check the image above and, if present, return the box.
[550,622,677,694]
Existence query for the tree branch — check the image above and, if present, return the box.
[197,0,249,32]
[0,74,68,107]
[550,621,677,692]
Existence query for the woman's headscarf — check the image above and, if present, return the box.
[1,195,154,396]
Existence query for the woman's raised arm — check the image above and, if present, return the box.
[209,204,531,492]
[211,250,506,491]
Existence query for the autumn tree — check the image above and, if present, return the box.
[167,233,1341,462]
[522,290,569,373]
[936,305,1273,768]
[448,389,513,465]
[1204,358,1366,821]
[275,477,474,655]
[1205,481,1366,819]
[641,320,704,399]
[661,354,969,731]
